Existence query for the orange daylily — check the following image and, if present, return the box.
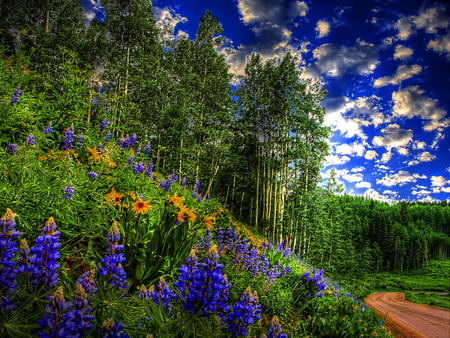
[204,215,215,229]
[129,191,137,200]
[167,193,184,207]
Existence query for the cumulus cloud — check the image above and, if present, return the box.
[332,169,364,183]
[153,6,189,41]
[335,142,365,156]
[392,3,450,41]
[412,3,450,34]
[407,151,436,166]
[392,86,450,131]
[412,141,427,150]
[376,170,427,187]
[305,39,380,78]
[378,151,393,164]
[363,189,392,201]
[324,154,351,167]
[365,150,378,160]
[356,181,372,188]
[428,34,450,60]
[393,45,414,60]
[431,176,449,187]
[81,0,104,25]
[226,0,309,74]
[323,94,388,140]
[351,166,366,173]
[373,65,422,87]
[372,124,413,149]
[412,189,432,197]
[316,20,330,38]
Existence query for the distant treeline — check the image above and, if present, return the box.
[296,186,450,278]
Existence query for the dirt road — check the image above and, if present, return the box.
[366,292,450,338]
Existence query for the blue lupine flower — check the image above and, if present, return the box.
[0,209,20,311]
[62,183,75,200]
[25,134,35,146]
[144,143,151,155]
[265,315,286,338]
[29,217,61,291]
[176,246,231,316]
[100,119,108,132]
[16,238,30,275]
[133,162,145,174]
[159,177,173,191]
[135,146,141,157]
[61,125,75,151]
[77,134,84,147]
[192,181,200,198]
[265,265,281,291]
[181,178,187,189]
[88,172,98,179]
[130,134,137,147]
[148,277,177,313]
[62,284,95,337]
[98,222,127,290]
[127,156,134,166]
[100,319,129,338]
[194,229,212,252]
[38,286,74,338]
[43,122,53,134]
[6,144,18,154]
[122,135,130,149]
[76,269,98,297]
[226,286,262,337]
[105,132,112,143]
[145,162,154,179]
[10,87,21,105]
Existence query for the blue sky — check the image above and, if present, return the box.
[83,0,450,202]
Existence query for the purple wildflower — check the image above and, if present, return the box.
[265,316,286,338]
[43,122,53,134]
[37,286,74,338]
[100,119,108,132]
[144,143,151,155]
[0,209,20,311]
[10,87,21,105]
[226,286,262,337]
[88,172,98,179]
[98,222,127,290]
[6,144,18,154]
[61,284,95,337]
[62,183,75,200]
[100,319,129,338]
[130,134,137,147]
[148,277,177,313]
[104,132,112,143]
[133,162,145,174]
[28,217,61,291]
[145,162,154,179]
[25,134,35,146]
[76,269,98,297]
[61,125,75,151]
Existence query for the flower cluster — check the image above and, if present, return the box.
[62,284,95,337]
[225,286,262,337]
[145,162,154,178]
[38,286,74,338]
[43,122,53,134]
[29,217,61,291]
[61,125,75,151]
[76,269,98,296]
[100,119,108,132]
[105,131,112,142]
[0,209,20,311]
[175,246,231,316]
[7,143,18,154]
[264,316,286,338]
[88,171,98,179]
[25,134,36,146]
[147,277,177,313]
[301,268,327,296]
[98,222,127,290]
[10,86,21,105]
[133,161,145,174]
[100,318,129,338]
[62,183,75,200]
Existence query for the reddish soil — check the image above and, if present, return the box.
[366,292,450,338]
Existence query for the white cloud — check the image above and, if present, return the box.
[413,141,427,150]
[227,0,309,74]
[412,3,450,34]
[335,142,365,156]
[365,150,378,160]
[356,181,372,188]
[306,39,379,78]
[373,65,422,87]
[407,151,436,166]
[375,164,390,171]
[431,176,449,187]
[393,45,414,60]
[412,189,432,197]
[323,94,388,140]
[431,132,446,149]
[324,154,351,166]
[397,147,409,156]
[392,86,450,131]
[153,6,188,31]
[383,190,398,196]
[378,151,393,164]
[394,16,414,41]
[376,170,427,187]
[364,189,391,201]
[428,34,450,60]
[316,20,330,38]
[351,166,365,173]
[373,124,413,149]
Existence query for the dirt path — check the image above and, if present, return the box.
[365,292,450,338]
